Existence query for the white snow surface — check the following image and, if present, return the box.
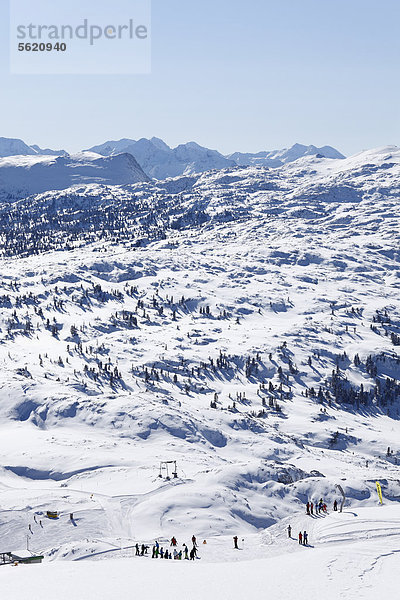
[0,145,400,598]
[2,506,400,599]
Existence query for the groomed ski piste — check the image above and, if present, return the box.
[1,147,400,598]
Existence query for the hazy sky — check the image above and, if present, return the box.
[1,0,399,156]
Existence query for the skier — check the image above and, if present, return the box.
[303,531,308,545]
[160,548,164,558]
[287,525,292,538]
[173,549,178,559]
[310,502,314,515]
[190,548,196,560]
[192,535,197,548]
[333,500,338,512]
[141,544,145,556]
[183,544,189,559]
[298,532,303,545]
[135,543,140,556]
[170,536,177,547]
[152,546,156,558]
[306,501,310,515]
[233,535,239,549]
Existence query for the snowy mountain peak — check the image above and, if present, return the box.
[86,138,235,179]
[0,136,38,157]
[149,136,171,151]
[0,136,67,158]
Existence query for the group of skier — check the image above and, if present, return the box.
[298,531,308,545]
[285,497,342,547]
[136,535,199,561]
[135,498,343,561]
[306,499,327,515]
[306,498,340,515]
[287,525,309,546]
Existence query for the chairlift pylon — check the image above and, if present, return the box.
[159,460,178,480]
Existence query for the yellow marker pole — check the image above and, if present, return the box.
[376,481,383,504]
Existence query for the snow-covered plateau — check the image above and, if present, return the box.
[1,145,400,598]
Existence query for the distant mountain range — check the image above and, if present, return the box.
[86,137,235,179]
[87,138,345,178]
[0,136,345,181]
[227,143,345,167]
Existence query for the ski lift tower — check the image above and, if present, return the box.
[159,461,178,480]
[335,483,346,512]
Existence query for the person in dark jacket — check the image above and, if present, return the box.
[233,535,239,549]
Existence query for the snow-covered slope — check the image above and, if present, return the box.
[0,145,399,598]
[228,143,345,167]
[2,506,400,600]
[0,151,149,201]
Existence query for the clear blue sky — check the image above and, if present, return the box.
[1,0,399,156]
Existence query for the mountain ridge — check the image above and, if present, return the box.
[0,136,346,182]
